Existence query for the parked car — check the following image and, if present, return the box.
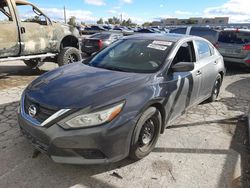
[111,26,134,35]
[170,26,219,45]
[0,0,81,68]
[217,29,250,67]
[82,32,123,55]
[82,25,107,35]
[18,34,225,164]
[137,28,156,33]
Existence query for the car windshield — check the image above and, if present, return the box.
[218,31,250,44]
[85,39,173,73]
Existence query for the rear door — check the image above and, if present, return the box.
[194,40,218,100]
[218,30,250,59]
[0,0,20,57]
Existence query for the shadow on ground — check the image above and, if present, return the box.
[155,73,250,187]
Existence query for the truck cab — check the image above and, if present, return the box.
[0,0,81,68]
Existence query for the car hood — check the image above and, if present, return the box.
[26,63,150,109]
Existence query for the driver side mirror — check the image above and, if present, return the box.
[172,62,194,72]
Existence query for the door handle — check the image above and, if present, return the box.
[196,70,202,76]
[20,27,26,34]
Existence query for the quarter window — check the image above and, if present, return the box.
[0,0,12,22]
[195,40,212,60]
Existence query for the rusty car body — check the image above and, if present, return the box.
[0,0,81,68]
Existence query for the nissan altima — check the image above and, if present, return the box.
[18,34,226,164]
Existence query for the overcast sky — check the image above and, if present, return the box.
[30,0,250,24]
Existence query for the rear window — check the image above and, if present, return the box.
[190,28,218,44]
[170,28,186,34]
[218,31,250,44]
[89,33,110,39]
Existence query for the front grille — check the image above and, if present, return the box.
[24,96,58,123]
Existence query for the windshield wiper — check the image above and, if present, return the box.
[98,65,129,72]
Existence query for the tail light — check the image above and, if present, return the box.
[245,60,250,64]
[243,45,250,51]
[98,40,103,49]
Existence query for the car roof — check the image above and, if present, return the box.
[124,33,193,42]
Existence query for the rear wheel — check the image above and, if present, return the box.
[207,74,222,102]
[57,47,81,66]
[129,107,162,160]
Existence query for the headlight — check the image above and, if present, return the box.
[64,102,124,128]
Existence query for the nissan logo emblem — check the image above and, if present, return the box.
[28,105,37,118]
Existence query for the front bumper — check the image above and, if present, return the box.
[18,112,136,164]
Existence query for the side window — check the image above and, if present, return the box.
[16,4,47,25]
[195,40,212,60]
[0,0,12,22]
[172,41,196,65]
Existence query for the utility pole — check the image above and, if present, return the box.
[120,13,122,25]
[64,6,67,24]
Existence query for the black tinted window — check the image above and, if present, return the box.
[196,40,212,60]
[190,28,218,44]
[87,39,174,73]
[170,28,186,34]
[218,31,250,44]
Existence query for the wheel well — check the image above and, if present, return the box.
[150,103,166,134]
[60,36,79,49]
[219,71,224,82]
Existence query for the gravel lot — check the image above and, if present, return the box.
[0,61,249,188]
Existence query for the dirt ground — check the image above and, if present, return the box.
[0,61,249,188]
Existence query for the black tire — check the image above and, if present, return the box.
[23,59,41,69]
[129,107,162,160]
[207,74,222,102]
[57,47,81,66]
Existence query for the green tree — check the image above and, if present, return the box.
[67,16,77,27]
[97,18,104,24]
[108,18,114,24]
[142,22,152,27]
[186,19,196,25]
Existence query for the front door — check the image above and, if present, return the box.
[15,2,52,55]
[164,41,201,123]
[0,0,19,57]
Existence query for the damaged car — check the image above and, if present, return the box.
[0,0,81,68]
[18,33,225,164]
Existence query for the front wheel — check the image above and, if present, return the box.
[207,74,222,102]
[57,47,81,66]
[129,107,162,160]
[23,59,43,69]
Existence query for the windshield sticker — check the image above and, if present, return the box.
[147,44,168,51]
[152,41,173,46]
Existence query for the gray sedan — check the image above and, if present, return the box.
[18,34,226,164]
